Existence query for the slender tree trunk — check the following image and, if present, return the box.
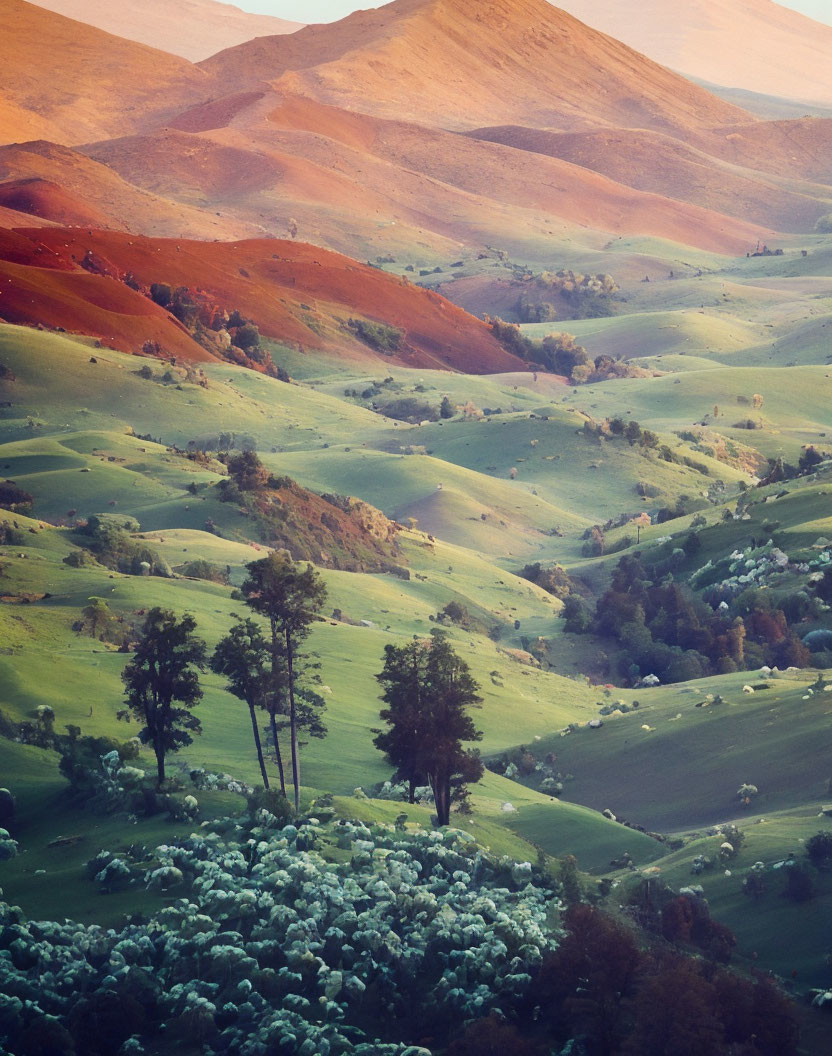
[269,709,287,796]
[154,743,166,788]
[408,777,416,805]
[248,702,270,790]
[267,614,287,798]
[434,773,450,827]
[286,631,300,812]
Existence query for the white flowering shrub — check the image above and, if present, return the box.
[0,828,18,860]
[0,815,562,1055]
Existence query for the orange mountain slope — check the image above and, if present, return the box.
[199,0,750,135]
[466,125,831,232]
[0,0,212,146]
[0,228,525,372]
[29,0,302,62]
[554,0,832,109]
[84,97,770,258]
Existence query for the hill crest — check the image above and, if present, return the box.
[553,0,832,108]
[200,0,750,135]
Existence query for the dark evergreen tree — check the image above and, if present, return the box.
[119,608,205,786]
[375,632,483,825]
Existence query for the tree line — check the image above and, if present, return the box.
[119,553,483,823]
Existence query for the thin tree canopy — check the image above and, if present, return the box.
[210,616,272,790]
[242,553,328,809]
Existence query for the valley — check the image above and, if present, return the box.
[1,1,831,1053]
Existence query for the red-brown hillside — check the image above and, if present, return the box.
[0,228,526,372]
[0,178,111,228]
[29,0,302,63]
[199,0,750,135]
[0,0,212,146]
[0,141,263,239]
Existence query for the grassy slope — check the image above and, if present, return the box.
[2,226,832,993]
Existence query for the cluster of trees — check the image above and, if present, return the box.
[75,514,171,577]
[524,902,798,1056]
[583,415,660,450]
[0,481,33,513]
[430,894,798,1055]
[758,446,829,486]
[487,319,640,384]
[512,268,619,321]
[116,556,484,820]
[564,552,810,682]
[376,396,439,423]
[519,562,575,599]
[144,283,287,378]
[119,553,328,810]
[346,317,404,353]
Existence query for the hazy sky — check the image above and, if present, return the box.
[242,0,832,25]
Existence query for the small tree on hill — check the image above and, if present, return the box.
[243,554,328,810]
[211,616,273,790]
[226,450,269,492]
[0,481,34,512]
[119,608,205,787]
[81,597,116,639]
[375,632,483,825]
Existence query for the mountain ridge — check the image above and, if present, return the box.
[199,0,751,135]
[553,0,832,108]
[28,0,303,62]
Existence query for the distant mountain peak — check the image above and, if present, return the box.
[200,0,749,135]
[28,0,302,62]
[554,0,832,108]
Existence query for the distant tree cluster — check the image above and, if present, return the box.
[144,283,288,379]
[487,319,642,384]
[758,446,829,486]
[0,480,33,513]
[528,902,797,1056]
[79,514,171,577]
[346,317,404,353]
[566,551,810,683]
[513,268,619,321]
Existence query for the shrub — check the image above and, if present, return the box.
[0,480,34,512]
[814,213,832,234]
[783,862,814,902]
[348,318,404,353]
[806,831,832,869]
[176,560,229,584]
